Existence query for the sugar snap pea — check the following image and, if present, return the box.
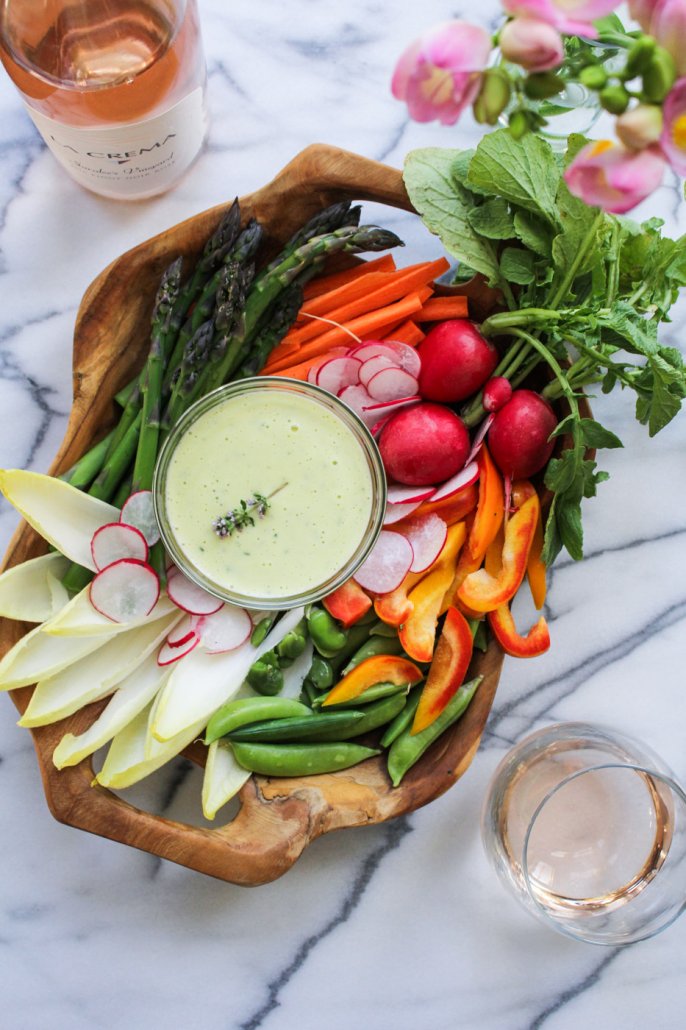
[314,681,410,708]
[307,606,348,657]
[379,689,422,749]
[230,740,381,777]
[227,709,367,743]
[370,621,400,638]
[328,620,375,673]
[344,690,408,736]
[204,696,311,744]
[250,615,276,647]
[341,633,404,675]
[387,676,482,787]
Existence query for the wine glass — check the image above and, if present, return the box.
[481,723,686,945]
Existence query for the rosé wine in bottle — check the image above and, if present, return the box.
[0,0,208,199]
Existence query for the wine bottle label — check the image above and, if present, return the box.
[25,88,208,198]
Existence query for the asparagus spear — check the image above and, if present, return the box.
[60,428,115,489]
[234,283,305,380]
[253,201,360,282]
[131,258,183,493]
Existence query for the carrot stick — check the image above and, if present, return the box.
[262,349,347,381]
[265,291,431,373]
[382,320,425,346]
[300,257,449,319]
[302,255,397,300]
[285,259,451,349]
[416,296,469,322]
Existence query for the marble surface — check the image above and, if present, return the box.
[1,2,686,1028]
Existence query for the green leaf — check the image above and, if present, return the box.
[549,181,605,303]
[596,303,658,356]
[578,419,623,449]
[564,133,590,167]
[557,496,584,561]
[513,210,552,257]
[500,247,536,285]
[467,198,515,240]
[467,129,562,226]
[544,450,579,494]
[403,148,502,286]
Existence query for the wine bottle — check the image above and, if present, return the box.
[0,0,209,200]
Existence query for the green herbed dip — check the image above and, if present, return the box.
[163,388,374,600]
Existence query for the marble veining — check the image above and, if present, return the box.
[1,2,686,1028]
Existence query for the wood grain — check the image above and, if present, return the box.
[0,144,506,885]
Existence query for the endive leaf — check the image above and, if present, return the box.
[96,702,205,789]
[0,469,119,570]
[202,740,250,820]
[52,654,170,768]
[0,552,70,622]
[151,606,305,742]
[44,586,177,636]
[19,613,180,727]
[0,621,108,691]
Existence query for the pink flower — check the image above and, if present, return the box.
[564,139,666,213]
[650,0,686,76]
[627,0,660,30]
[499,18,564,71]
[660,78,686,174]
[391,21,492,125]
[502,0,621,37]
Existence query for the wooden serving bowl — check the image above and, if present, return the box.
[0,144,506,885]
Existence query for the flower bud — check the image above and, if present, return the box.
[473,68,512,124]
[625,35,656,78]
[599,84,630,114]
[524,71,564,99]
[642,46,677,102]
[615,104,663,150]
[499,17,564,73]
[508,109,530,139]
[579,64,608,90]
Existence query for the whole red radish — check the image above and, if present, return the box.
[418,319,498,403]
[379,402,470,486]
[482,376,512,413]
[488,389,557,480]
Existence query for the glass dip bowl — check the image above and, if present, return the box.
[153,377,387,609]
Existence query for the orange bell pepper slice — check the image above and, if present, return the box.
[457,493,539,613]
[374,568,426,626]
[466,444,504,563]
[487,604,550,658]
[322,654,423,706]
[323,579,372,627]
[510,480,547,609]
[413,482,478,525]
[412,607,473,734]
[398,522,467,662]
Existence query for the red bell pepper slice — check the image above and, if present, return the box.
[324,579,372,627]
[412,607,473,734]
[487,604,550,658]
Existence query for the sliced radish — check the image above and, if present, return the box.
[166,570,224,616]
[306,365,320,385]
[120,491,160,546]
[349,341,399,364]
[366,367,420,403]
[359,354,397,387]
[195,605,252,654]
[338,384,377,428]
[431,461,480,501]
[397,513,448,573]
[370,416,392,438]
[353,531,414,594]
[466,413,495,466]
[158,635,200,666]
[91,522,149,571]
[381,341,422,378]
[362,394,421,412]
[387,484,436,505]
[167,615,197,648]
[316,355,362,395]
[383,499,424,525]
[89,559,160,623]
